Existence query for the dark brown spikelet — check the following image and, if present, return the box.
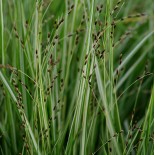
[68,33,74,37]
[109,147,112,152]
[75,35,79,45]
[76,56,79,62]
[93,64,96,69]
[25,20,28,28]
[55,18,64,29]
[55,34,59,39]
[48,32,50,38]
[136,76,141,80]
[119,53,122,65]
[13,26,19,39]
[52,41,55,46]
[111,21,115,26]
[36,50,38,59]
[70,4,74,9]
[59,18,64,24]
[110,0,122,16]
[113,133,118,137]
[68,4,74,14]
[96,6,99,11]
[108,139,111,143]
[119,130,124,134]
[95,20,98,25]
[85,54,88,60]
[58,69,62,74]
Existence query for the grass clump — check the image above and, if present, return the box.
[0,0,153,155]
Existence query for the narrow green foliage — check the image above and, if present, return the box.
[0,0,153,155]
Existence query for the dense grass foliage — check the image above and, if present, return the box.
[0,0,154,155]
